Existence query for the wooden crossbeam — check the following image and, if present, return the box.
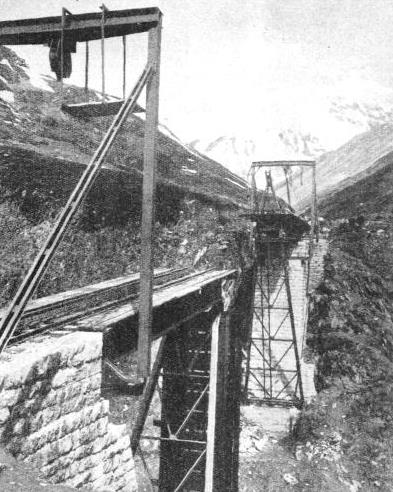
[0,8,162,45]
[252,160,316,168]
[62,100,144,118]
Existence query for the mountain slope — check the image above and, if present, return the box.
[0,46,248,212]
[272,124,393,211]
[296,128,393,491]
[0,46,252,309]
[190,80,393,181]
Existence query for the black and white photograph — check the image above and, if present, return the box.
[0,1,392,491]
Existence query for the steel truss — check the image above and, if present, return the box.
[131,272,254,491]
[244,237,304,406]
[243,160,317,407]
[135,308,225,491]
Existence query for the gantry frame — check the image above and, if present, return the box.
[0,7,161,44]
[0,7,162,379]
[250,160,318,239]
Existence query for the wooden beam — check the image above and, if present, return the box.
[252,160,315,168]
[61,100,144,118]
[131,335,166,453]
[138,19,162,378]
[0,8,162,45]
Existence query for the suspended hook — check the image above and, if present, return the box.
[283,166,292,206]
[49,8,74,82]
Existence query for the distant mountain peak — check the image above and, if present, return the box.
[190,84,393,180]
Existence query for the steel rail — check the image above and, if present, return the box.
[0,268,186,322]
[5,268,215,346]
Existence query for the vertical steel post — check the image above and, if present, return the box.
[205,314,221,492]
[229,331,242,492]
[138,18,162,378]
[243,264,257,401]
[266,239,273,397]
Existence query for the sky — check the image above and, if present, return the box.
[3,0,393,144]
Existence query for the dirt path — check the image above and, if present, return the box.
[238,408,359,492]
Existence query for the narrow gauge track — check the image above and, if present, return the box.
[1,267,202,346]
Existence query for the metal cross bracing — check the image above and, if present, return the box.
[243,160,317,407]
[243,236,305,406]
[158,314,214,491]
[133,309,225,491]
[129,271,255,492]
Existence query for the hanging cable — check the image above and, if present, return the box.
[100,4,108,103]
[85,41,89,99]
[60,8,65,100]
[122,35,126,100]
[283,166,291,206]
[58,8,73,101]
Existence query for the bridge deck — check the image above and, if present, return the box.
[3,269,236,345]
[65,269,236,336]
[244,211,310,237]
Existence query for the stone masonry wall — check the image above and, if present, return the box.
[308,237,330,291]
[0,331,136,491]
[288,238,316,401]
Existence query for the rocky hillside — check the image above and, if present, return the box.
[290,136,393,490]
[0,45,251,307]
[274,124,393,211]
[0,45,248,213]
[297,223,393,490]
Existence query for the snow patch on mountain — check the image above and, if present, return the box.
[190,77,393,179]
[0,45,55,108]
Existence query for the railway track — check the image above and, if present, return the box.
[1,267,199,346]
